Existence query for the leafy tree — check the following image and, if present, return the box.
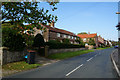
[88,38,96,46]
[2,1,59,48]
[75,37,83,44]
[77,32,87,35]
[2,23,25,51]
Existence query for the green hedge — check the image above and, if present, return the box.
[45,40,85,49]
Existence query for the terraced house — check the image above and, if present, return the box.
[33,21,80,44]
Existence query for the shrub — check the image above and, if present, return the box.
[2,23,26,51]
[2,29,25,51]
[46,40,85,49]
[62,38,70,44]
[88,38,96,46]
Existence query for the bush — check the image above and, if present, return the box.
[2,23,26,51]
[46,40,85,49]
[62,38,70,44]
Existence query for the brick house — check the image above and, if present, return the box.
[77,33,98,47]
[33,22,80,44]
[77,32,105,47]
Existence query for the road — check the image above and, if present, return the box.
[5,48,118,78]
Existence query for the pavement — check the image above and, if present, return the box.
[111,49,120,77]
[112,49,118,65]
[3,48,118,78]
[2,55,59,77]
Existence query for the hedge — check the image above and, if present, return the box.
[45,40,85,49]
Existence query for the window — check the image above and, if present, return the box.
[57,33,60,37]
[68,35,71,39]
[71,36,73,39]
[75,37,76,40]
[83,38,86,42]
[64,34,67,38]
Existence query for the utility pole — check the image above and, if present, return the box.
[116,1,120,69]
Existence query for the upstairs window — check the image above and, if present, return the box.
[57,33,60,37]
[68,35,71,39]
[71,36,74,39]
[64,34,67,38]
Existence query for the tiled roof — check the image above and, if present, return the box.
[25,23,77,36]
[44,25,77,36]
[77,33,97,38]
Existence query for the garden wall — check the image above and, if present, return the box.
[1,47,87,65]
[1,47,27,65]
[48,48,87,55]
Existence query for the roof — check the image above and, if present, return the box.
[77,33,97,38]
[44,25,77,36]
[25,23,77,36]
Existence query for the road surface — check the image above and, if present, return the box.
[5,48,118,78]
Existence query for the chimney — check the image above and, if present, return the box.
[49,20,55,27]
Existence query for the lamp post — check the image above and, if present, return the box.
[116,12,120,68]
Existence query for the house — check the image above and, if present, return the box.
[97,35,105,47]
[77,32,98,47]
[33,22,80,44]
[77,32,105,47]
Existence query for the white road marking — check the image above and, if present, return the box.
[95,54,97,57]
[66,64,83,76]
[87,57,93,62]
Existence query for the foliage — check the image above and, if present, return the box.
[116,22,120,30]
[2,2,59,48]
[62,38,70,44]
[111,41,118,46]
[78,32,87,35]
[46,40,85,49]
[48,50,94,60]
[2,25,25,51]
[33,34,45,47]
[88,38,96,46]
[75,37,84,45]
[2,2,58,29]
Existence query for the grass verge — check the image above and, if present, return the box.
[47,50,94,60]
[2,61,42,71]
[96,47,111,50]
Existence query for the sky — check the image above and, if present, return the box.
[39,2,118,41]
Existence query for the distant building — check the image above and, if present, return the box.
[77,32,105,47]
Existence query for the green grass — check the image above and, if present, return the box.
[2,61,42,71]
[96,47,111,50]
[48,50,94,60]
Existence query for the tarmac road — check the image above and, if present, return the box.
[5,48,118,78]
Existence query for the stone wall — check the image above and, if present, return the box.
[48,48,86,55]
[1,48,27,65]
[1,47,87,65]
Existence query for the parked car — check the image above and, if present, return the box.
[114,45,119,48]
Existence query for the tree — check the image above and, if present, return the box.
[2,1,59,48]
[88,38,96,46]
[2,23,25,51]
[75,37,83,44]
[78,32,87,35]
